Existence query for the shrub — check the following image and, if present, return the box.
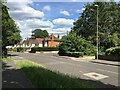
[31,47,58,52]
[7,48,17,52]
[67,52,83,57]
[105,46,120,56]
[58,51,83,57]
[58,33,96,56]
[17,47,25,52]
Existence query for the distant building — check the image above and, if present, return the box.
[13,33,60,48]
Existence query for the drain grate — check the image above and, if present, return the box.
[83,72,109,80]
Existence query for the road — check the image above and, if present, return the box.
[9,52,119,88]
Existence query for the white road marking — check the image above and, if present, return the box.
[83,72,109,80]
[45,62,66,65]
[97,69,118,75]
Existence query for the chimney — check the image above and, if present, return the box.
[51,33,54,40]
[58,34,60,39]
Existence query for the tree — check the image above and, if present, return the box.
[72,1,120,50]
[59,33,96,56]
[31,29,49,39]
[1,3,21,56]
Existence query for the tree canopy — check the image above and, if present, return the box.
[2,3,21,47]
[31,29,49,39]
[72,1,120,50]
[1,2,21,55]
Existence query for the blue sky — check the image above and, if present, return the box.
[6,0,120,39]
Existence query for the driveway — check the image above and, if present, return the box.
[9,52,119,88]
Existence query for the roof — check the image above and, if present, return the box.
[29,39,35,44]
[36,38,43,44]
[44,33,59,41]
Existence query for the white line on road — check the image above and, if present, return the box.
[44,62,66,65]
[97,69,118,75]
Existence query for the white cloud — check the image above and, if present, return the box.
[76,8,85,13]
[15,19,53,39]
[50,28,71,38]
[60,10,70,16]
[6,0,54,39]
[53,18,74,26]
[7,1,44,20]
[43,5,51,11]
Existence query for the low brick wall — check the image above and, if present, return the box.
[95,55,120,61]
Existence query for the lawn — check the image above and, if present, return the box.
[15,60,109,89]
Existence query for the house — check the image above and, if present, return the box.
[14,33,60,48]
[45,33,60,47]
[35,38,44,47]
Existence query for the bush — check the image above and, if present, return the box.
[58,33,96,56]
[31,47,58,52]
[105,46,120,56]
[7,48,17,52]
[67,52,83,57]
[17,47,25,52]
[58,51,83,57]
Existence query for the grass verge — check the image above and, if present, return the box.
[2,56,12,62]
[15,60,109,89]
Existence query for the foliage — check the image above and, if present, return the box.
[60,51,83,57]
[58,33,96,56]
[72,1,120,50]
[17,47,25,52]
[2,56,11,62]
[31,47,58,52]
[15,60,104,88]
[7,48,17,52]
[105,46,120,56]
[31,29,49,39]
[1,3,21,55]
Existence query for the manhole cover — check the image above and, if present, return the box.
[83,72,109,80]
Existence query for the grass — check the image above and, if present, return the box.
[15,60,109,89]
[2,56,12,62]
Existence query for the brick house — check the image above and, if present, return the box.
[45,33,60,47]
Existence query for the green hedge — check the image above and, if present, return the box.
[58,51,83,58]
[7,48,17,52]
[31,47,58,52]
[105,46,120,56]
[17,47,25,52]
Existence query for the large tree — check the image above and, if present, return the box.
[72,1,120,51]
[1,3,21,55]
[31,29,49,39]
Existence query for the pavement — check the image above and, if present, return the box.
[2,56,34,88]
[53,54,119,66]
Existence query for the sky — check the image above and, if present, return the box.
[6,0,120,39]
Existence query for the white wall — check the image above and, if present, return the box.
[45,42,47,47]
[39,44,42,47]
[31,44,35,47]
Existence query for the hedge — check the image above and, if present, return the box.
[17,47,25,52]
[58,51,83,58]
[7,48,17,52]
[31,47,58,52]
[105,46,120,56]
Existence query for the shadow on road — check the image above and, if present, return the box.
[7,54,19,57]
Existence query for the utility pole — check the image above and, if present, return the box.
[95,4,98,60]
